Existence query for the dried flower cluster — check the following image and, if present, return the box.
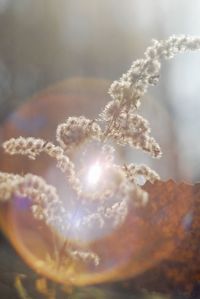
[56,116,102,153]
[1,35,200,270]
[123,163,160,184]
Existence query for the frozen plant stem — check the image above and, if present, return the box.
[1,35,200,269]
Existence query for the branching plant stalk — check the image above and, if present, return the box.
[1,35,200,274]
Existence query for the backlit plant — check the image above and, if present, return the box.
[1,35,200,288]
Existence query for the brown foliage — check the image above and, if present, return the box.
[121,180,200,293]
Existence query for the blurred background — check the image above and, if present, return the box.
[0,0,200,183]
[0,1,200,298]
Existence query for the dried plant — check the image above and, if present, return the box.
[1,35,200,276]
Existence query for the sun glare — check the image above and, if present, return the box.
[87,162,102,186]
